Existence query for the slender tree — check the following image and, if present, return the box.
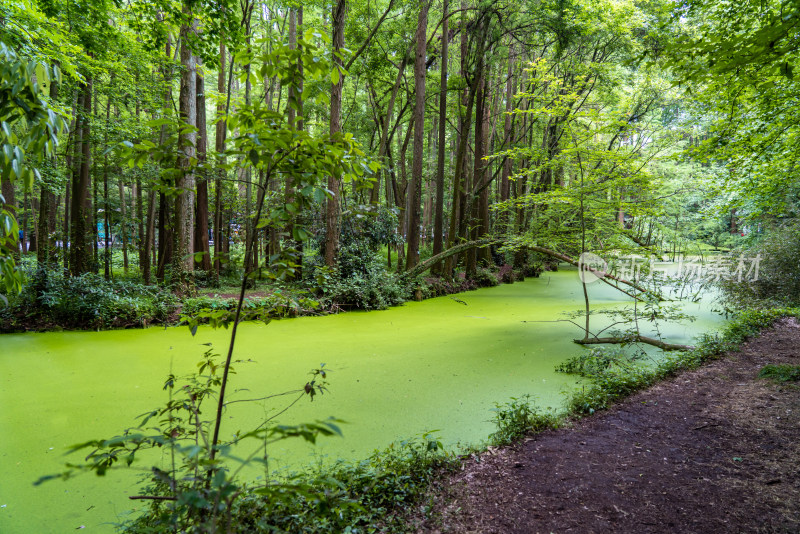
[324,0,347,267]
[431,0,449,274]
[405,0,429,270]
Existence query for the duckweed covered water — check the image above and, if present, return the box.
[0,268,723,532]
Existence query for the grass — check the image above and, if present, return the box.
[758,364,800,383]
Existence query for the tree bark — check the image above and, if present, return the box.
[405,0,429,271]
[574,335,693,352]
[37,78,59,266]
[173,7,198,281]
[324,0,346,267]
[214,41,227,281]
[499,44,515,231]
[69,75,92,276]
[431,2,449,274]
[102,87,112,279]
[194,68,212,272]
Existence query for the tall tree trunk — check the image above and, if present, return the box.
[214,41,227,281]
[465,71,486,278]
[37,77,59,267]
[173,7,198,281]
[134,88,145,276]
[294,6,305,279]
[103,87,112,279]
[443,8,484,277]
[242,9,256,276]
[283,7,300,271]
[152,34,176,283]
[325,0,346,267]
[91,84,98,271]
[499,44,515,235]
[431,2,449,274]
[194,68,212,272]
[476,71,492,265]
[118,178,129,273]
[405,0,429,271]
[70,75,92,276]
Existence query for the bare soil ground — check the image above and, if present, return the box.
[415,318,800,533]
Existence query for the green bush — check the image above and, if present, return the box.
[5,269,177,330]
[121,433,455,534]
[472,267,499,288]
[307,207,408,311]
[490,395,559,445]
[314,265,406,311]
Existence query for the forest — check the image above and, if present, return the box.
[2,0,800,531]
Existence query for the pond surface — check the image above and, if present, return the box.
[0,268,723,532]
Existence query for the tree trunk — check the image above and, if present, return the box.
[69,75,92,276]
[173,7,198,281]
[37,78,59,266]
[194,68,212,272]
[431,2,449,274]
[443,4,482,277]
[325,0,346,267]
[499,44,515,233]
[118,178,128,273]
[405,0,428,271]
[477,72,492,265]
[465,71,486,279]
[103,88,112,279]
[214,41,227,281]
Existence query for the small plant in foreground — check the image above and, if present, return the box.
[489,395,559,445]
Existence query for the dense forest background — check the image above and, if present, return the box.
[2,0,800,317]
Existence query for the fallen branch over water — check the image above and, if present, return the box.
[574,335,694,351]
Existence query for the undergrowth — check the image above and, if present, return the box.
[120,433,458,534]
[489,395,560,445]
[1,269,178,330]
[758,364,800,383]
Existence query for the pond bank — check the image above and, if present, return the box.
[416,317,800,533]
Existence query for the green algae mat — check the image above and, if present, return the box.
[0,270,723,532]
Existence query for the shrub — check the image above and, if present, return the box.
[489,395,560,445]
[5,268,177,330]
[471,267,498,288]
[313,262,407,311]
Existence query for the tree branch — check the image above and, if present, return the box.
[573,335,694,351]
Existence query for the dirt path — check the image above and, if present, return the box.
[417,318,800,533]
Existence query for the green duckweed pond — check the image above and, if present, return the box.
[0,268,724,532]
